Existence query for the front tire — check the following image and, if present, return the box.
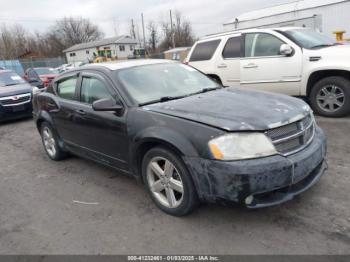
[40,122,68,161]
[309,76,350,117]
[142,147,198,216]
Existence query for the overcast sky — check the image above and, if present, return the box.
[0,0,294,38]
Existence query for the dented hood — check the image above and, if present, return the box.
[143,88,310,131]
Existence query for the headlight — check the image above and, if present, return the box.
[208,133,277,161]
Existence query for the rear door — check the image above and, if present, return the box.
[188,39,222,76]
[72,71,129,171]
[215,35,241,86]
[240,32,302,95]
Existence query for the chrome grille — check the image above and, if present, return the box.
[0,93,31,107]
[266,114,315,156]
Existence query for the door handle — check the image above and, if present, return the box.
[217,63,227,69]
[75,109,86,115]
[47,102,56,107]
[243,63,258,69]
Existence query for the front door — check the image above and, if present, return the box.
[72,72,129,171]
[240,32,302,95]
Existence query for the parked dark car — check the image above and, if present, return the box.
[33,60,327,216]
[0,70,33,121]
[24,67,59,88]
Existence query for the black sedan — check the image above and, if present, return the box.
[33,60,327,216]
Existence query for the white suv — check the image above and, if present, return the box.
[186,27,350,117]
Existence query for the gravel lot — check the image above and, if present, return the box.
[0,116,349,255]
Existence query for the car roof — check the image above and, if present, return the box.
[83,59,176,71]
[201,26,308,40]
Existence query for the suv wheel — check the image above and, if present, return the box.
[310,76,350,117]
[142,147,198,216]
[40,122,68,161]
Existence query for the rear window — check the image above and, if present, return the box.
[222,37,241,58]
[189,40,221,62]
[57,77,77,100]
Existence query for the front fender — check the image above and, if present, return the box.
[129,126,199,177]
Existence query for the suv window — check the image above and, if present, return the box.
[222,37,241,58]
[189,40,221,62]
[81,77,112,104]
[245,33,284,57]
[57,77,77,100]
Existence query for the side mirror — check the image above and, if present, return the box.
[280,44,293,56]
[92,98,123,113]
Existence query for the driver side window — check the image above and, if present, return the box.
[80,77,113,104]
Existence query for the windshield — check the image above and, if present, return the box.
[116,63,219,105]
[34,68,59,75]
[283,29,336,49]
[0,72,26,87]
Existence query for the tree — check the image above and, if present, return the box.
[147,21,158,53]
[158,11,195,51]
[49,17,104,53]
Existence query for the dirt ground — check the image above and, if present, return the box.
[0,116,349,255]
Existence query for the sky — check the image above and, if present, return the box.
[0,0,295,38]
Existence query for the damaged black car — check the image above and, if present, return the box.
[33,60,327,216]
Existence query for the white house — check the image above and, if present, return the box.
[223,0,350,38]
[63,35,138,63]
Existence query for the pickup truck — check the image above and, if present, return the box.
[186,27,350,117]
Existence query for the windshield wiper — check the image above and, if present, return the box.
[5,83,18,86]
[140,95,186,106]
[139,87,221,106]
[310,44,335,49]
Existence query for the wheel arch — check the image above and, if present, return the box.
[130,128,199,179]
[306,69,350,98]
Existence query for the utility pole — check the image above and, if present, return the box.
[170,10,175,49]
[141,13,146,49]
[131,19,136,39]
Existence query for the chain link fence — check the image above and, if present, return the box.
[20,57,66,71]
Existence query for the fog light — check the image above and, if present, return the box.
[245,195,254,205]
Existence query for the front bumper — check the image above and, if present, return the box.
[0,103,33,122]
[184,127,327,208]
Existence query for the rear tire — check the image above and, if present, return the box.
[142,147,198,216]
[309,76,350,117]
[40,122,68,161]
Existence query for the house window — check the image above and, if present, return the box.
[119,45,125,51]
[86,50,90,54]
[70,53,76,57]
[130,45,134,51]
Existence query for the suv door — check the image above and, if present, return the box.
[215,35,241,86]
[72,72,129,171]
[240,32,302,95]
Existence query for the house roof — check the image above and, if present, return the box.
[63,35,138,53]
[224,0,347,24]
[163,47,191,54]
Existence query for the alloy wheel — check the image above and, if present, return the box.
[316,85,345,113]
[42,127,56,157]
[147,157,184,208]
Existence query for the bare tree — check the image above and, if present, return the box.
[159,11,195,51]
[50,17,104,51]
[147,21,158,53]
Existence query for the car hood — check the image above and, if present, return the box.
[0,83,32,97]
[307,44,350,58]
[143,88,311,131]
